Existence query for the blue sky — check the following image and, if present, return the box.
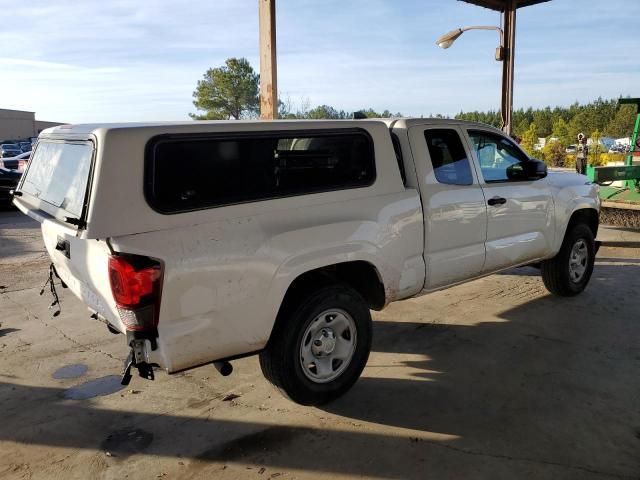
[0,0,638,123]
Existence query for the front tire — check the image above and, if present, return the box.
[541,223,595,296]
[259,285,372,406]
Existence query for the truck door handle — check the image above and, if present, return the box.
[487,196,507,206]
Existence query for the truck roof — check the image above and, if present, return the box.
[40,118,503,137]
[381,117,504,131]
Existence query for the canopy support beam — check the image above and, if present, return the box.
[500,0,516,135]
[259,0,278,119]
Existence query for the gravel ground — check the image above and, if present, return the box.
[600,206,640,230]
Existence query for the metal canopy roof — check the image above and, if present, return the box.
[460,0,550,11]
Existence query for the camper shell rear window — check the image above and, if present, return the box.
[20,140,94,220]
[145,129,376,214]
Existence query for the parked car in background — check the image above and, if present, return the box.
[2,151,31,170]
[609,144,630,154]
[0,167,22,207]
[1,144,22,158]
[565,145,577,154]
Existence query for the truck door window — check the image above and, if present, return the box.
[423,129,473,185]
[467,130,530,183]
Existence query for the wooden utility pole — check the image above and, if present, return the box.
[259,0,277,119]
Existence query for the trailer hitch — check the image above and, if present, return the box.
[121,339,155,385]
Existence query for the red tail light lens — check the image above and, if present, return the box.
[108,254,163,331]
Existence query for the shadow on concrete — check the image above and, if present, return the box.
[325,262,640,476]
[0,210,47,271]
[0,209,39,231]
[0,327,20,337]
[0,265,637,478]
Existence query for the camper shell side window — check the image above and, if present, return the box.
[144,129,376,214]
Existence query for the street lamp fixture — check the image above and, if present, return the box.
[436,26,504,60]
[436,19,516,135]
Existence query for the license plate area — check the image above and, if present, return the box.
[55,236,70,258]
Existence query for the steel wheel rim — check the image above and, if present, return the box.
[568,239,588,283]
[299,308,357,384]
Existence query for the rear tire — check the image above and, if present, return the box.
[541,223,595,296]
[259,285,372,406]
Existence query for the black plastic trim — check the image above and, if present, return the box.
[390,132,407,186]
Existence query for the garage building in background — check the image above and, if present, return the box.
[0,108,64,141]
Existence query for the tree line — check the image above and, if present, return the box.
[191,57,636,161]
[455,97,636,143]
[457,100,637,166]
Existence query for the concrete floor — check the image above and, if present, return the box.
[0,209,639,480]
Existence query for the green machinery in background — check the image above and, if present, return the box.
[587,98,640,197]
[586,98,640,228]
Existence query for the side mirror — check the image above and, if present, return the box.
[507,159,547,181]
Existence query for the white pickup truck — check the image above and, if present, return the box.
[13,118,600,405]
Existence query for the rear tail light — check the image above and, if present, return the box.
[108,254,163,332]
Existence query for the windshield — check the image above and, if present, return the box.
[21,141,93,218]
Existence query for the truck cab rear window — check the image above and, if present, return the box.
[146,130,375,213]
[424,129,473,186]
